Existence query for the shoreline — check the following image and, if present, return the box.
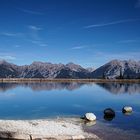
[0,118,100,140]
[0,78,140,83]
[1,117,140,140]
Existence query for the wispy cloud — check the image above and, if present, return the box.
[0,55,16,61]
[71,46,86,50]
[28,25,47,47]
[28,25,42,31]
[0,32,23,37]
[14,45,21,48]
[39,43,48,47]
[84,19,140,28]
[28,25,43,41]
[18,8,43,15]
[29,40,48,47]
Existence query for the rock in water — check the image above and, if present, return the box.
[85,113,96,121]
[104,115,114,121]
[104,108,115,117]
[122,106,133,113]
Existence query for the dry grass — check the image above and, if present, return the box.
[0,78,139,83]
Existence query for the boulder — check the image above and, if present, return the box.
[104,108,115,117]
[85,113,96,121]
[122,106,133,113]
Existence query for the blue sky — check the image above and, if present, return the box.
[0,0,140,68]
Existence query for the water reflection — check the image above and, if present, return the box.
[104,115,115,121]
[97,83,140,94]
[0,81,140,133]
[0,82,86,92]
[0,82,140,94]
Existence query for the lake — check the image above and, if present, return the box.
[0,82,140,139]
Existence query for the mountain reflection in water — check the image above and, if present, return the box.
[0,82,86,92]
[0,82,139,94]
[97,83,140,94]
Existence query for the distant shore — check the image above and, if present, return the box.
[0,78,140,83]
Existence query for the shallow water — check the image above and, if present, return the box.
[0,82,140,137]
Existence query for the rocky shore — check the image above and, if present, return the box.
[0,118,100,140]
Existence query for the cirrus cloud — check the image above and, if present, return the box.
[84,19,140,29]
[0,55,16,61]
[0,32,23,37]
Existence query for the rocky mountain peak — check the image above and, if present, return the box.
[66,62,84,71]
[0,60,139,79]
[92,60,140,79]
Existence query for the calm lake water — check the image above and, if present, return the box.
[0,82,140,138]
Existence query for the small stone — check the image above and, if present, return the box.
[104,108,115,117]
[85,113,96,121]
[122,106,133,113]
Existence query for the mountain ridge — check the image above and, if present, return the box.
[0,59,139,79]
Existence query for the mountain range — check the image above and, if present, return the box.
[0,59,140,79]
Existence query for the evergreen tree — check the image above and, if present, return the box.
[119,68,123,79]
[102,72,105,79]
